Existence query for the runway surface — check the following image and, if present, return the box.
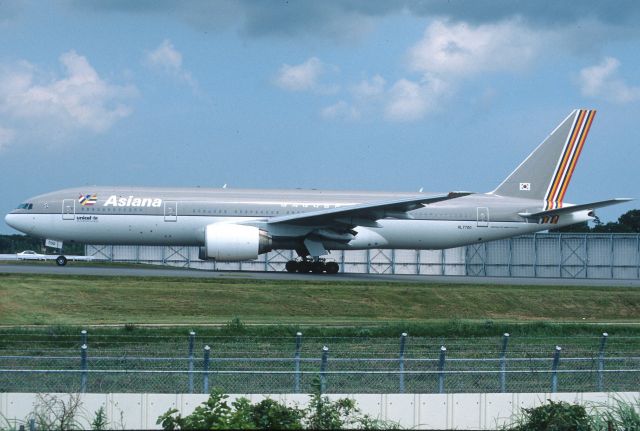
[1,263,639,286]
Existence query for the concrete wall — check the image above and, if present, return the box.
[2,392,638,430]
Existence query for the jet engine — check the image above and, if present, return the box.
[199,223,272,261]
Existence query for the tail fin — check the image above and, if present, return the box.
[492,109,596,209]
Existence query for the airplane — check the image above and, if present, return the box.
[4,109,631,273]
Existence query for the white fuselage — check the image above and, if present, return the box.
[4,186,591,252]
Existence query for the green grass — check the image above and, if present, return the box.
[2,274,640,394]
[1,273,640,328]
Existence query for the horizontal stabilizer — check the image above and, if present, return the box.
[519,198,633,219]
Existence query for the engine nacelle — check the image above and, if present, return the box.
[199,224,272,261]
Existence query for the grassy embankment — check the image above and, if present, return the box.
[1,274,639,335]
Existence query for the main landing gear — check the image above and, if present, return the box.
[285,258,339,274]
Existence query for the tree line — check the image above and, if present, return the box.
[0,234,85,254]
[552,209,640,233]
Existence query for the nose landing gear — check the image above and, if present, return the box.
[285,258,339,274]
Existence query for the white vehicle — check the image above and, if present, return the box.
[16,250,46,260]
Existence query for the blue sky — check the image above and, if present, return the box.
[1,1,639,233]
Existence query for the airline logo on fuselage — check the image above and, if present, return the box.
[79,193,98,206]
[103,195,163,207]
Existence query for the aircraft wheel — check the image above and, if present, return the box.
[297,261,312,273]
[326,262,339,274]
[285,260,298,273]
[311,262,325,274]
[55,256,68,266]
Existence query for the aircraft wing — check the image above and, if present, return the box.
[268,192,471,227]
[520,198,633,219]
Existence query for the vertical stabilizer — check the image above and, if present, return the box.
[492,109,595,209]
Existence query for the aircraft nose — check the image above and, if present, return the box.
[4,213,16,229]
[4,213,31,234]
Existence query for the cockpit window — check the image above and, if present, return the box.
[16,203,33,210]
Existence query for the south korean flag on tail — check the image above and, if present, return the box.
[519,182,531,191]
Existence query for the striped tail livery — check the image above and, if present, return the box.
[493,109,596,210]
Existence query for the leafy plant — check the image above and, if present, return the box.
[157,386,397,430]
[590,396,640,431]
[303,376,399,430]
[251,399,303,430]
[157,390,234,430]
[91,406,108,431]
[507,399,593,431]
[226,398,256,429]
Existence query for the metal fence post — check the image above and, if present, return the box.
[391,249,396,274]
[551,346,561,393]
[533,233,538,277]
[597,332,608,391]
[294,332,302,393]
[81,329,88,346]
[320,346,329,394]
[80,344,88,393]
[188,331,196,394]
[399,333,407,393]
[500,333,510,393]
[438,346,446,394]
[203,345,211,394]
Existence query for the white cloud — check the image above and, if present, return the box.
[274,57,326,92]
[384,77,450,122]
[0,50,136,141]
[408,19,541,77]
[351,74,385,99]
[321,100,360,121]
[377,19,540,121]
[321,19,544,123]
[145,39,197,89]
[321,76,384,121]
[578,57,640,104]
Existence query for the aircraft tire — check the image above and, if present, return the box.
[326,262,339,274]
[55,255,68,266]
[297,261,312,273]
[311,262,324,274]
[285,260,298,273]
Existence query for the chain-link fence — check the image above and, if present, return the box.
[86,233,640,278]
[1,332,639,394]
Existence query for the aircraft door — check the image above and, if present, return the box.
[164,201,177,222]
[62,199,75,220]
[477,207,489,227]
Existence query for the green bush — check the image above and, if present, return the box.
[508,400,592,431]
[252,399,303,430]
[156,386,399,430]
[157,389,303,430]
